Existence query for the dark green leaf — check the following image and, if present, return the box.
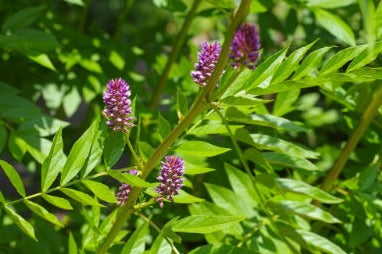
[2,6,45,32]
[104,131,125,169]
[157,113,171,141]
[0,122,7,153]
[190,243,258,254]
[263,152,319,171]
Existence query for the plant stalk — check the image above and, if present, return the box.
[97,1,252,253]
[321,84,382,192]
[149,0,202,108]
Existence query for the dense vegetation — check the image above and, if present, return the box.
[1,0,382,253]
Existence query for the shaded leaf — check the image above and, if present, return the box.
[0,160,25,197]
[24,200,64,227]
[4,205,36,240]
[297,229,346,254]
[42,194,73,210]
[60,188,103,207]
[121,221,149,254]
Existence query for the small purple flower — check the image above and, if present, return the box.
[116,170,137,206]
[102,78,134,132]
[191,42,222,87]
[155,156,185,207]
[229,23,261,70]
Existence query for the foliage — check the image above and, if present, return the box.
[1,0,382,253]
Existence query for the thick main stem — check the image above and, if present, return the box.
[96,1,251,253]
[149,0,202,108]
[321,85,382,191]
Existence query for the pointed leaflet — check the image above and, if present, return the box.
[297,229,346,254]
[293,46,332,79]
[24,200,64,227]
[276,178,343,204]
[0,160,26,197]
[272,40,317,84]
[121,221,149,254]
[41,127,66,192]
[82,179,116,203]
[61,118,99,185]
[176,141,230,157]
[42,194,73,210]
[60,188,103,207]
[263,152,319,171]
[4,205,36,240]
[189,243,258,254]
[1,6,44,32]
[171,215,245,234]
[104,131,125,169]
[273,200,341,223]
[107,169,154,187]
[68,232,78,254]
[312,8,355,46]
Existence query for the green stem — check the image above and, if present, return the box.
[125,134,143,169]
[149,0,202,108]
[135,211,180,254]
[4,167,135,206]
[216,110,298,253]
[79,0,92,32]
[96,2,252,253]
[113,0,134,40]
[321,84,382,192]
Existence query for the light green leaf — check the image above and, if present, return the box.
[227,108,306,133]
[308,0,356,9]
[274,200,341,223]
[221,94,271,106]
[347,41,382,72]
[273,89,300,116]
[358,0,376,43]
[60,188,103,207]
[107,169,154,187]
[0,160,25,197]
[276,178,343,204]
[188,121,243,135]
[157,113,171,141]
[63,0,84,6]
[104,131,126,169]
[42,194,73,210]
[312,8,355,46]
[61,119,99,185]
[63,87,81,118]
[297,229,346,254]
[225,163,257,206]
[24,200,64,227]
[245,46,289,92]
[81,125,106,178]
[176,141,230,157]
[109,50,125,71]
[2,6,45,32]
[150,234,172,254]
[4,205,36,240]
[184,161,215,175]
[121,221,149,254]
[176,88,188,117]
[321,45,368,75]
[172,215,245,234]
[293,46,332,79]
[242,133,319,159]
[82,179,116,203]
[205,183,255,217]
[0,191,5,203]
[41,127,66,192]
[68,232,78,254]
[244,148,273,173]
[250,0,267,13]
[190,243,258,254]
[350,67,382,79]
[272,40,317,84]
[206,0,234,9]
[27,53,56,71]
[263,152,319,171]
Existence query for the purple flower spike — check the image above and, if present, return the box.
[229,23,261,70]
[155,156,185,208]
[116,170,138,206]
[103,78,134,132]
[191,42,222,87]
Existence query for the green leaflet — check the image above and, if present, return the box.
[171,215,246,234]
[61,118,99,185]
[24,200,64,227]
[176,141,230,157]
[0,160,26,197]
[4,205,36,241]
[82,179,117,203]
